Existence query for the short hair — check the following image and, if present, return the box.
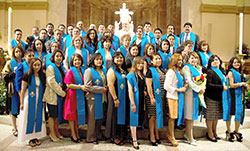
[14,29,22,34]
[70,53,83,67]
[198,40,210,53]
[135,26,143,33]
[54,29,62,33]
[167,34,175,39]
[50,49,65,63]
[89,53,104,69]
[154,28,162,34]
[24,48,34,56]
[12,46,25,58]
[184,22,192,28]
[144,22,151,26]
[184,40,194,46]
[160,39,170,53]
[58,24,65,28]
[137,24,144,28]
[32,26,39,30]
[71,35,83,47]
[39,28,47,33]
[101,35,112,48]
[26,36,35,43]
[167,24,176,31]
[186,52,200,65]
[46,23,54,28]
[50,41,61,50]
[120,34,131,45]
[67,25,74,28]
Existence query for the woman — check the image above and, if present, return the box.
[105,52,128,145]
[84,53,108,144]
[2,46,25,137]
[83,29,98,55]
[18,58,46,147]
[158,39,172,73]
[98,29,119,51]
[130,26,148,56]
[182,52,205,146]
[32,39,47,63]
[43,50,66,142]
[225,56,248,142]
[125,44,139,72]
[198,41,212,68]
[64,35,89,71]
[64,54,89,143]
[43,41,60,69]
[96,36,115,73]
[204,55,227,142]
[164,53,187,146]
[145,53,164,146]
[143,43,155,75]
[176,45,188,66]
[118,34,131,58]
[127,57,146,150]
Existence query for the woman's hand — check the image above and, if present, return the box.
[81,85,89,92]
[150,98,156,106]
[43,102,46,108]
[20,103,24,110]
[223,86,228,91]
[114,100,120,107]
[178,87,187,92]
[199,88,205,94]
[131,103,136,112]
[104,86,109,93]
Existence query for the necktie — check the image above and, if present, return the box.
[146,33,150,42]
[185,33,189,41]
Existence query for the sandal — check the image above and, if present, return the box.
[234,131,243,142]
[167,135,179,146]
[28,139,36,147]
[113,138,121,145]
[12,129,18,137]
[34,138,41,146]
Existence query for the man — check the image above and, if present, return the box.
[107,24,119,51]
[161,24,179,50]
[97,24,105,41]
[143,22,155,45]
[58,24,67,39]
[89,24,97,30]
[46,23,54,40]
[76,21,86,37]
[154,28,162,50]
[64,25,74,48]
[45,29,65,53]
[39,28,49,43]
[32,26,39,39]
[8,29,27,57]
[167,34,176,54]
[179,22,199,51]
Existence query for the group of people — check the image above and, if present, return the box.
[1,20,247,149]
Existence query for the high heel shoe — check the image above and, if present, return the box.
[148,135,157,146]
[70,136,80,143]
[132,140,139,150]
[156,138,161,144]
[167,135,179,146]
[225,131,235,142]
[234,131,243,142]
[49,135,59,142]
[206,133,217,142]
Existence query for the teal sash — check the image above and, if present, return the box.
[130,36,148,56]
[161,34,179,51]
[26,75,44,134]
[143,31,156,46]
[179,32,196,51]
[230,68,244,124]
[45,53,52,69]
[176,70,185,126]
[68,46,88,70]
[158,50,171,73]
[113,35,120,51]
[186,64,200,120]
[34,51,47,63]
[71,67,86,125]
[89,67,106,120]
[144,56,150,63]
[22,61,29,74]
[111,66,126,125]
[96,48,115,73]
[149,67,163,129]
[126,72,139,126]
[10,39,26,51]
[65,35,73,48]
[119,45,127,58]
[51,37,65,51]
[199,51,212,67]
[83,40,94,55]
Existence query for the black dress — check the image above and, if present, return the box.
[137,74,145,126]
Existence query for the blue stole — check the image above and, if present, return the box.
[97,33,102,40]
[126,72,139,126]
[22,61,29,74]
[45,53,52,69]
[67,46,88,70]
[149,67,163,129]
[186,64,200,120]
[71,67,86,125]
[143,31,156,46]
[81,30,86,37]
[83,40,95,55]
[65,35,73,48]
[98,40,117,51]
[89,67,106,120]
[130,36,149,56]
[96,48,115,73]
[10,39,27,51]
[51,37,65,51]
[199,51,212,67]
[119,45,128,58]
[10,59,22,115]
[34,51,47,63]
[161,34,179,51]
[39,37,49,43]
[179,32,196,51]
[113,35,120,51]
[176,70,185,126]
[230,68,244,124]
[26,75,44,134]
[63,33,67,39]
[50,63,66,124]
[111,66,126,125]
[145,56,150,63]
[158,50,172,73]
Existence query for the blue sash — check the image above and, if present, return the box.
[149,67,163,129]
[199,51,212,67]
[81,30,86,37]
[179,32,196,51]
[96,48,115,73]
[113,35,120,51]
[97,33,102,40]
[186,64,200,120]
[51,37,65,51]
[22,61,29,74]
[126,72,139,126]
[111,66,126,125]
[68,46,88,70]
[71,67,86,125]
[158,50,171,73]
[65,35,73,48]
[83,40,95,55]
[50,63,66,124]
[26,75,44,134]
[143,31,156,46]
[34,51,47,63]
[230,68,244,124]
[89,67,106,120]
[144,56,150,63]
[45,53,52,69]
[10,39,27,51]
[161,34,179,51]
[176,70,185,126]
[130,36,148,56]
[119,45,127,58]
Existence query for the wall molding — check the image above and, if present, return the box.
[0,2,48,10]
[200,4,250,14]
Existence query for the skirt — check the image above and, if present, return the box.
[204,97,223,120]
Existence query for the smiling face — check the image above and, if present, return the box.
[184,25,192,33]
[14,47,23,59]
[89,30,96,40]
[136,60,144,71]
[51,42,59,52]
[152,54,162,67]
[154,30,162,39]
[55,30,62,41]
[54,52,63,65]
[25,52,35,63]
[73,28,80,36]
[168,36,175,46]
[123,37,131,47]
[58,25,65,33]
[188,55,198,66]
[201,44,208,52]
[114,54,124,66]
[67,26,74,35]
[73,37,82,48]
[130,46,139,57]
[232,58,241,69]
[73,56,82,68]
[32,27,39,36]
[33,60,41,73]
[136,28,143,39]
[76,21,83,30]
[177,56,183,68]
[144,24,151,33]
[46,25,54,33]
[35,40,43,51]
[167,25,174,34]
[211,57,220,68]
[39,30,47,40]
[147,46,154,57]
[103,40,111,49]
[161,41,169,52]
[98,25,105,33]
[15,31,22,41]
[94,55,103,67]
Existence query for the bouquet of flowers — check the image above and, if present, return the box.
[193,74,207,108]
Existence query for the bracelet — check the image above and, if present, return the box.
[114,98,118,101]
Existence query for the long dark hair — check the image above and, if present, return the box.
[149,52,163,68]
[207,55,225,75]
[227,56,242,74]
[83,29,98,51]
[160,39,170,53]
[32,39,46,53]
[111,51,127,73]
[25,58,45,87]
[89,53,104,69]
